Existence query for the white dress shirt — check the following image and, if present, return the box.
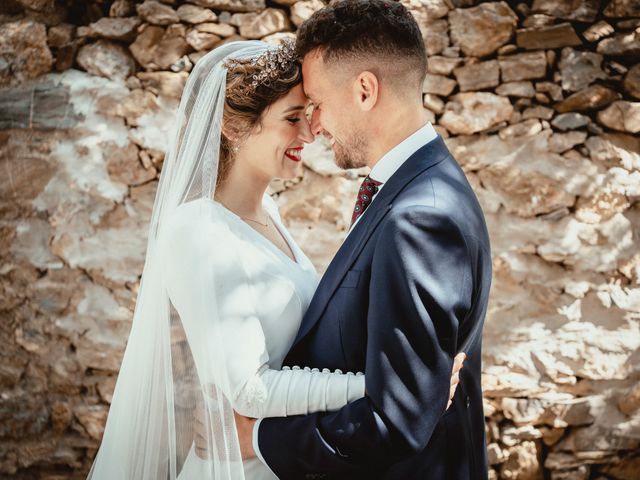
[348,121,438,234]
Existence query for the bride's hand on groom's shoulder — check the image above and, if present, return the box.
[447,352,466,410]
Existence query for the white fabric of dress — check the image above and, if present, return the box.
[162,195,365,480]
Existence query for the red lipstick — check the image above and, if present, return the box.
[285,147,303,162]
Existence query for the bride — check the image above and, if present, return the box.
[88,40,463,480]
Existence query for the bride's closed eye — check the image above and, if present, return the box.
[286,117,301,124]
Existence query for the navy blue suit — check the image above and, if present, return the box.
[258,136,491,479]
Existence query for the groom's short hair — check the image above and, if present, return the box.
[295,0,427,92]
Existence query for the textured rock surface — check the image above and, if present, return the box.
[558,48,606,93]
[499,51,547,82]
[551,112,590,130]
[454,60,500,92]
[604,0,640,17]
[137,1,180,25]
[86,17,141,42]
[76,40,136,82]
[177,4,218,24]
[597,31,640,57]
[428,55,463,75]
[0,20,53,85]
[185,29,221,51]
[129,24,190,70]
[516,23,582,50]
[531,0,600,22]
[190,0,265,12]
[420,18,450,55]
[422,73,457,96]
[1,1,639,479]
[232,8,291,39]
[449,2,518,57]
[555,85,620,113]
[625,64,640,100]
[597,101,640,133]
[440,92,514,135]
[290,0,324,27]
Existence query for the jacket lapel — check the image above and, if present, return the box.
[292,136,451,347]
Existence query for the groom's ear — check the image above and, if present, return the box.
[353,71,379,112]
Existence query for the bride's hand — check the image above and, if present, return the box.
[192,398,257,461]
[234,411,257,460]
[447,352,466,410]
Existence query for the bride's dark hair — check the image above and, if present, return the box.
[218,49,302,187]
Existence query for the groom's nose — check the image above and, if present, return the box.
[298,117,315,143]
[310,110,323,136]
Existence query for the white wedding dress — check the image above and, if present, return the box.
[161,194,365,480]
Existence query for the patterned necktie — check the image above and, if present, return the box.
[350,175,383,228]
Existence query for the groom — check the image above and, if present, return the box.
[241,1,492,478]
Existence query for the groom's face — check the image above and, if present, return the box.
[302,51,368,170]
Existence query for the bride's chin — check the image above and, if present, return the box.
[281,164,302,179]
[280,171,298,180]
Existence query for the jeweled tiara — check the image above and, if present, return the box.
[225,40,297,93]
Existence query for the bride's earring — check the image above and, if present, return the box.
[232,143,240,154]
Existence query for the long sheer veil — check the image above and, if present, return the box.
[88,40,274,480]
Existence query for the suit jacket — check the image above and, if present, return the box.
[257,136,492,479]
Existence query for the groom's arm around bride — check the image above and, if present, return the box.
[248,2,492,479]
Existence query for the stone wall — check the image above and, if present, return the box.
[0,0,639,478]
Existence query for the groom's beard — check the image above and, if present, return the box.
[334,131,368,170]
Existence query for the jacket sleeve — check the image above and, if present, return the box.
[256,206,473,478]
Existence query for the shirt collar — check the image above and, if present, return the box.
[368,122,438,185]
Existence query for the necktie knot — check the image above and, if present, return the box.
[351,175,383,228]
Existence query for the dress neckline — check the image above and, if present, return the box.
[211,197,303,267]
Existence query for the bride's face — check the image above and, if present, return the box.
[240,83,314,181]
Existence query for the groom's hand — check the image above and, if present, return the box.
[234,411,257,460]
[447,352,466,410]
